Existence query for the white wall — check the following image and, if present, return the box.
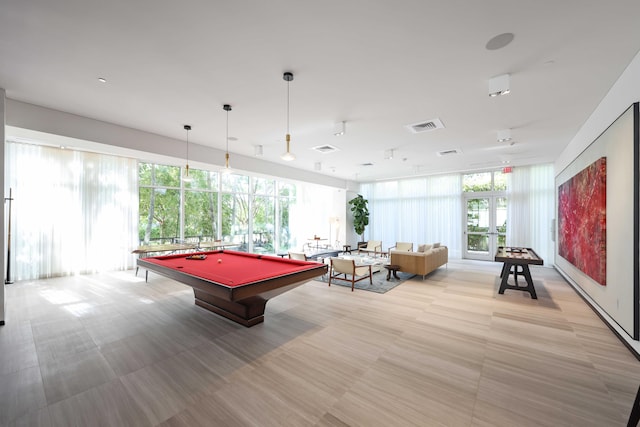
[1,89,5,325]
[555,49,640,349]
[556,51,640,172]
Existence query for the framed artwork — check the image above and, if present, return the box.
[555,102,638,341]
[557,157,607,285]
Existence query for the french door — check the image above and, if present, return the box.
[463,195,507,260]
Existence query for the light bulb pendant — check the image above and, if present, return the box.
[183,163,192,182]
[222,153,232,174]
[281,72,295,161]
[222,104,232,173]
[281,133,295,161]
[182,124,192,182]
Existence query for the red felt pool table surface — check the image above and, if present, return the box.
[143,250,318,287]
[137,250,327,326]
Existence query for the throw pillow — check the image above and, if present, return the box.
[417,244,432,252]
[432,242,441,248]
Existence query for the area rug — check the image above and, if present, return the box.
[314,270,415,293]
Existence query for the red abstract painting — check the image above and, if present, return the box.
[558,157,607,285]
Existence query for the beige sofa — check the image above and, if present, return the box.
[389,245,448,279]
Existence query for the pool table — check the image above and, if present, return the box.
[137,250,327,326]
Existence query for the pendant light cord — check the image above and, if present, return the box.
[281,72,294,161]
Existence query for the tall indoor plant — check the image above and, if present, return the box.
[348,194,369,243]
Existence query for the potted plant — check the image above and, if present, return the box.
[348,194,369,243]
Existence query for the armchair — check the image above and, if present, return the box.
[328,258,373,291]
[389,242,413,252]
[357,240,383,257]
[288,252,308,261]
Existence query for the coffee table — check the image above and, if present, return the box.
[384,264,401,280]
[336,254,387,273]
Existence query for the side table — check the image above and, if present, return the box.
[384,264,401,281]
[342,244,352,254]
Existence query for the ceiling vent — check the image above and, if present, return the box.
[361,162,374,166]
[312,144,340,154]
[406,118,445,134]
[436,148,462,157]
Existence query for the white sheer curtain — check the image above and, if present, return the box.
[506,164,555,263]
[361,173,462,258]
[289,182,340,250]
[5,142,139,280]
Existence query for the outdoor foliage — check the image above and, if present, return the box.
[138,163,294,252]
[463,171,507,192]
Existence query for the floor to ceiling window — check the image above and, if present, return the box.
[184,169,218,242]
[220,173,250,250]
[138,163,181,244]
[277,183,296,252]
[138,162,308,254]
[251,177,275,253]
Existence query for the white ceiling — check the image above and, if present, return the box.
[2,0,640,182]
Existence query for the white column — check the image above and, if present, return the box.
[0,88,5,325]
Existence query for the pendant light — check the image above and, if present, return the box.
[182,124,192,182]
[222,104,232,174]
[281,72,295,161]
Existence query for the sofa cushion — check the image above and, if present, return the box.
[432,242,441,248]
[417,244,432,252]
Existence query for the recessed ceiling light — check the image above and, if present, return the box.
[97,77,107,83]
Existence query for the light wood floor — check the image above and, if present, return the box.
[1,260,639,426]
